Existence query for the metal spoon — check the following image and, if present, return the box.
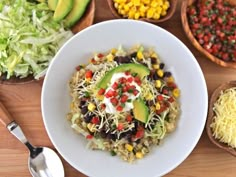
[0,102,64,177]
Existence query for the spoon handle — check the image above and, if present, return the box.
[0,102,14,127]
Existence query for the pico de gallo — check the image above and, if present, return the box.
[187,0,236,62]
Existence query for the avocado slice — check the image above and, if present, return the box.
[64,0,91,28]
[53,0,73,22]
[48,0,58,11]
[133,99,149,123]
[97,63,150,89]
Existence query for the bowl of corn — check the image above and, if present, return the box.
[107,0,177,23]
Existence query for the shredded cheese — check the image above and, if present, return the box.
[210,87,236,148]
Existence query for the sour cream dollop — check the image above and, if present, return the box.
[103,72,141,114]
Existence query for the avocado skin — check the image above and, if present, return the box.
[133,99,149,123]
[53,0,73,22]
[48,0,58,11]
[64,0,91,28]
[97,63,150,89]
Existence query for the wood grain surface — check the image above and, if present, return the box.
[0,1,236,177]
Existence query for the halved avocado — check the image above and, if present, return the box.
[133,99,149,123]
[97,63,150,89]
[48,0,58,11]
[64,0,91,28]
[53,0,73,22]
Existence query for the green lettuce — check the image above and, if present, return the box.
[0,0,73,79]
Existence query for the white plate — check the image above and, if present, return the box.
[42,19,208,177]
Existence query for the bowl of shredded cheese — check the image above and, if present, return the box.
[207,81,236,156]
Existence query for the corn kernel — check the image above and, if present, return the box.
[155,80,162,88]
[145,92,154,100]
[137,51,144,60]
[125,144,134,152]
[157,69,164,77]
[106,53,114,62]
[151,52,158,58]
[153,64,159,69]
[167,76,174,83]
[161,9,167,16]
[133,0,141,6]
[151,106,156,111]
[147,8,155,18]
[124,4,129,11]
[134,12,140,19]
[87,123,96,132]
[135,152,143,159]
[164,1,170,8]
[111,48,117,55]
[153,12,160,20]
[156,6,162,14]
[127,1,133,7]
[172,88,180,98]
[162,4,168,10]
[96,94,104,100]
[139,5,147,13]
[142,0,150,5]
[155,102,161,110]
[151,1,158,7]
[88,103,96,112]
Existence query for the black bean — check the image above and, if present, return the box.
[99,130,107,138]
[107,133,116,141]
[160,63,165,69]
[150,57,157,64]
[81,106,88,115]
[84,114,93,123]
[164,71,172,77]
[118,133,126,140]
[153,72,159,80]
[130,52,137,58]
[148,100,155,106]
[114,56,132,64]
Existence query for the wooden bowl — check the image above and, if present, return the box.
[0,0,95,85]
[107,0,177,23]
[181,0,236,69]
[206,80,236,156]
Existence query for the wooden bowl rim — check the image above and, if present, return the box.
[206,80,236,157]
[181,0,236,69]
[107,0,177,23]
[0,0,95,85]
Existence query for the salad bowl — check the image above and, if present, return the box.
[41,19,208,177]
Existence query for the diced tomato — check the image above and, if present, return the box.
[133,89,139,96]
[125,71,131,75]
[85,70,93,79]
[117,123,124,131]
[86,134,93,139]
[105,89,115,98]
[116,105,123,111]
[112,82,118,89]
[110,97,118,106]
[121,95,128,103]
[97,53,104,58]
[135,126,144,139]
[126,115,133,123]
[127,77,134,83]
[157,95,164,101]
[91,117,100,124]
[98,88,105,95]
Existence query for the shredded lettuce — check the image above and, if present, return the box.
[0,0,73,79]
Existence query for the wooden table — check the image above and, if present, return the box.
[0,1,236,177]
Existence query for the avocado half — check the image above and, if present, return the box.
[97,63,150,89]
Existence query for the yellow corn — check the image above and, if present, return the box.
[88,103,96,112]
[155,102,161,110]
[153,64,159,69]
[155,80,162,88]
[137,51,144,60]
[151,52,158,58]
[172,88,180,98]
[125,144,134,152]
[111,48,117,55]
[96,94,104,101]
[145,92,154,100]
[167,76,174,83]
[157,69,164,77]
[114,0,169,20]
[87,123,96,132]
[106,53,114,62]
[135,152,143,159]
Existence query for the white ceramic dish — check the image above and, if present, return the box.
[42,19,208,177]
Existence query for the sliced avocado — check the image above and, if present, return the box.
[97,63,150,89]
[48,0,58,11]
[64,0,91,28]
[53,0,73,22]
[133,99,149,123]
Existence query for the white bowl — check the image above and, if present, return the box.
[42,19,208,177]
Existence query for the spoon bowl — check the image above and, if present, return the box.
[0,102,64,177]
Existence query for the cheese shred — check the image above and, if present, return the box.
[210,87,236,148]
